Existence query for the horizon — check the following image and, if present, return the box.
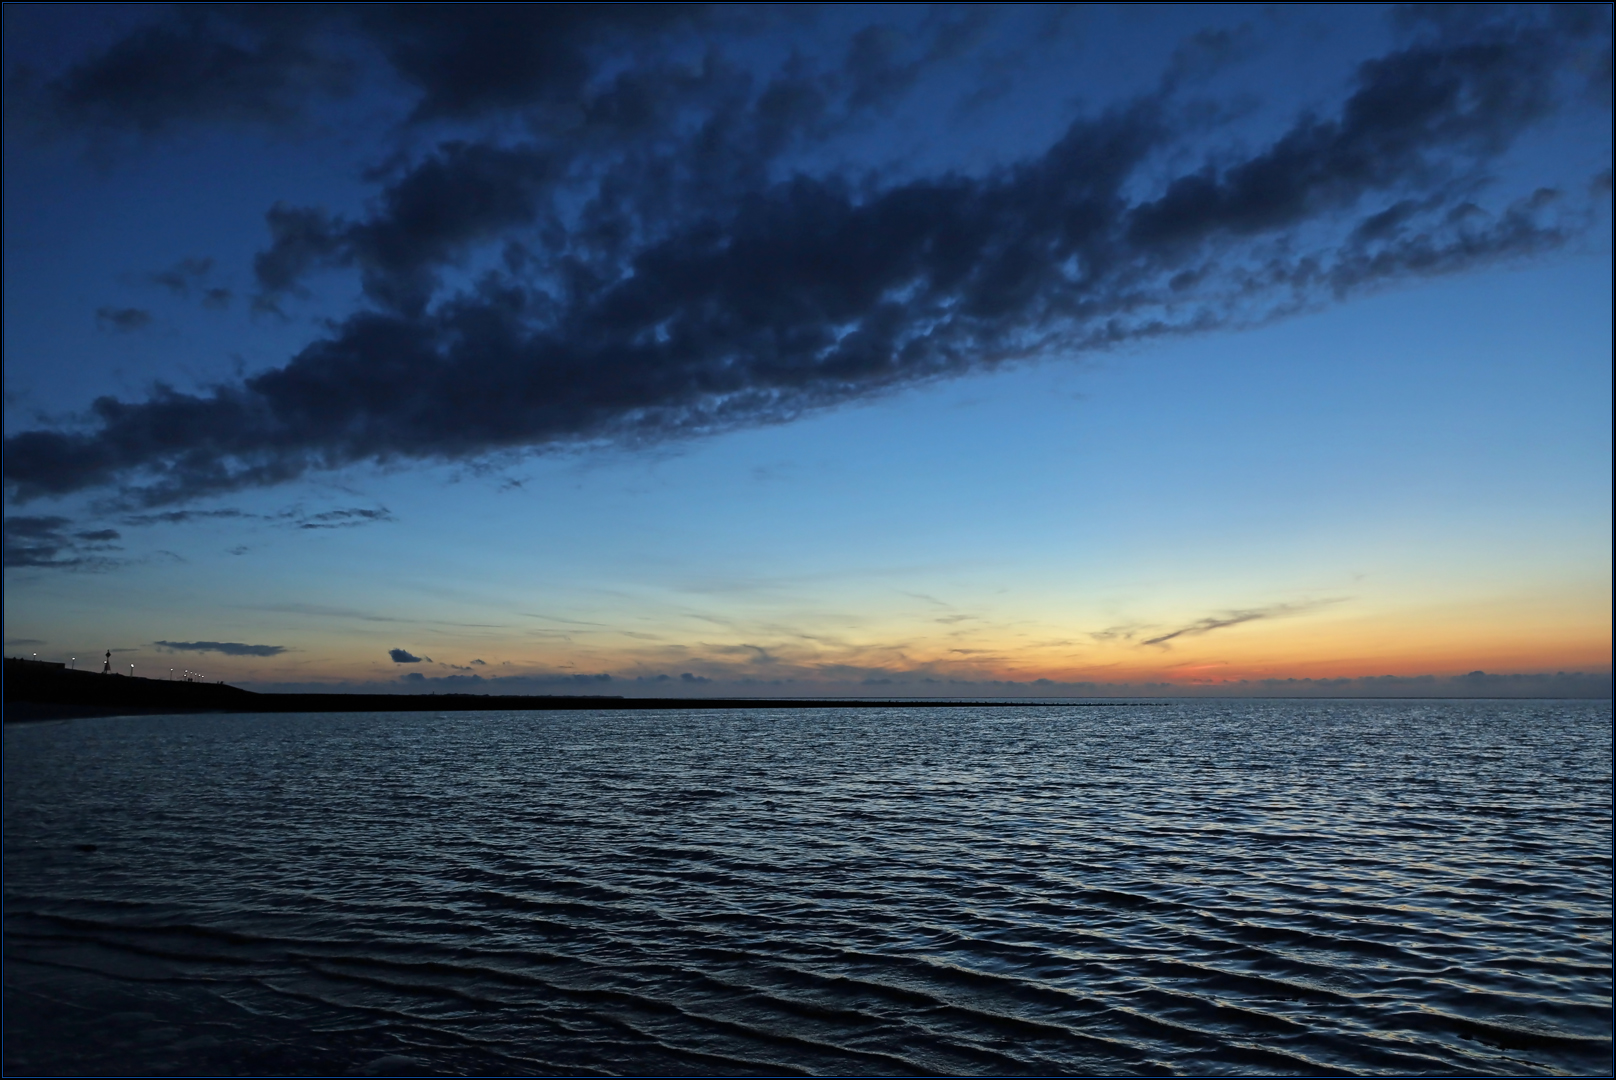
[7,651,1610,702]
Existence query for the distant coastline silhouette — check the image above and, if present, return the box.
[2,657,1147,720]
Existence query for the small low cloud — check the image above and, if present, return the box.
[154,639,287,657]
[389,647,425,663]
[397,671,612,690]
[95,306,153,332]
[6,637,46,646]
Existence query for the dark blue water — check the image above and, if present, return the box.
[4,701,1611,1076]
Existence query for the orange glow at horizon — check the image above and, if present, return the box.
[150,587,1611,688]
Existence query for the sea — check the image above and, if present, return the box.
[3,700,1611,1077]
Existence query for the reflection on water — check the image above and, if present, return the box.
[4,701,1611,1076]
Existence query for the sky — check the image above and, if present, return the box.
[3,3,1611,698]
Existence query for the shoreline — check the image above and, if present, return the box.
[3,658,1153,721]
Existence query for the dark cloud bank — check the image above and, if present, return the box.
[238,668,1611,699]
[4,5,1611,507]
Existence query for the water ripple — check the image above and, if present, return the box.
[4,700,1611,1076]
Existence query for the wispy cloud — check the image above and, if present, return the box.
[519,612,608,627]
[3,515,122,569]
[147,256,214,296]
[292,507,394,530]
[1140,599,1344,648]
[154,640,287,657]
[120,505,392,530]
[255,602,406,623]
[122,508,249,526]
[94,306,151,332]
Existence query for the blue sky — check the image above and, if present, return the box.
[3,4,1610,695]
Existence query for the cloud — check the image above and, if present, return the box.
[1161,24,1259,89]
[388,647,425,663]
[1242,670,1613,700]
[30,4,1014,150]
[149,256,214,295]
[3,515,122,569]
[1140,599,1343,648]
[33,6,707,138]
[116,505,390,530]
[292,507,392,527]
[234,667,1612,699]
[154,640,287,657]
[6,638,46,646]
[37,7,356,136]
[253,143,559,314]
[290,507,393,530]
[260,602,404,623]
[245,15,993,316]
[620,671,717,685]
[358,5,707,124]
[95,306,152,332]
[4,10,1607,507]
[145,258,232,309]
[122,508,249,526]
[396,671,613,690]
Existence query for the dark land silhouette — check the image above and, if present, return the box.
[2,657,1144,720]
